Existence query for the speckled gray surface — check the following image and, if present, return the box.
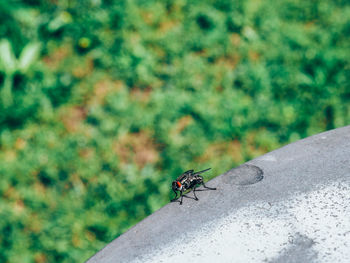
[87,125,350,263]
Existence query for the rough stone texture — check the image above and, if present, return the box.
[87,125,350,263]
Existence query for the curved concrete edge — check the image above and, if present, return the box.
[87,125,350,263]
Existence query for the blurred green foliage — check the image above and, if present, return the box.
[0,0,349,262]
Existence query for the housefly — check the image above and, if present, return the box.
[171,168,216,205]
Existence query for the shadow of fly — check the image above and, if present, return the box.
[171,168,216,205]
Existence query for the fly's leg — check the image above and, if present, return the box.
[171,189,178,202]
[193,186,199,201]
[180,190,184,205]
[199,176,216,190]
[202,182,216,190]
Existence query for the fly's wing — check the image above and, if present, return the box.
[176,174,187,182]
[177,170,194,181]
[193,168,211,176]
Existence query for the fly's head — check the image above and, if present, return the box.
[172,180,183,191]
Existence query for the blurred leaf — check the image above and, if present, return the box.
[0,39,16,74]
[1,74,13,107]
[47,11,72,32]
[18,42,41,72]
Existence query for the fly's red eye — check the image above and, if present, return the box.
[176,181,181,188]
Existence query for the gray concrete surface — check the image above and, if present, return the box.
[87,125,350,263]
